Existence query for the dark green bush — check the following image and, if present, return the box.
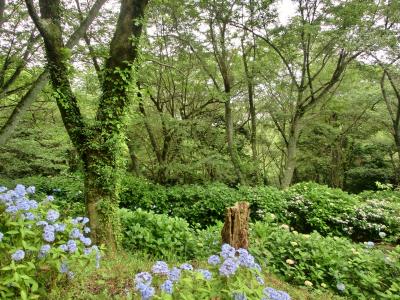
[251,219,400,299]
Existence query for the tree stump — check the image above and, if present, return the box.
[221,201,250,249]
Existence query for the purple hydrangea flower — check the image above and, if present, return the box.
[80,236,92,246]
[152,261,169,275]
[256,275,265,285]
[136,282,155,300]
[60,262,68,273]
[180,263,193,271]
[168,267,181,282]
[59,244,68,252]
[221,243,236,259]
[208,255,221,265]
[38,244,51,258]
[54,223,66,232]
[67,240,77,253]
[219,258,238,277]
[5,205,18,214]
[46,209,60,222]
[11,249,25,261]
[263,287,291,300]
[70,228,82,239]
[233,292,247,300]
[43,225,55,242]
[197,269,212,280]
[135,272,152,287]
[160,279,173,294]
[26,186,35,194]
[24,212,35,221]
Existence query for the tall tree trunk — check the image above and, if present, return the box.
[281,119,300,188]
[225,99,243,184]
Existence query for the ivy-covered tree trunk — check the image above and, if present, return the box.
[25,0,149,249]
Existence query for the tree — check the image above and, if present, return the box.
[25,0,149,249]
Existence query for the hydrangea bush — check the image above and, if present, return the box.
[0,185,102,299]
[133,244,290,300]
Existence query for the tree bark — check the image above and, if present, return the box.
[221,202,250,249]
[25,0,149,249]
[0,0,107,146]
[281,118,300,188]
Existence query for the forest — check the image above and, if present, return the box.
[0,0,400,299]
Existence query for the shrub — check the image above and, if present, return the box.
[251,217,400,299]
[0,185,101,299]
[119,208,198,259]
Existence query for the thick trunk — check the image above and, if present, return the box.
[83,152,121,251]
[281,120,300,188]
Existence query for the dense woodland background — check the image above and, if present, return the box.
[1,0,399,194]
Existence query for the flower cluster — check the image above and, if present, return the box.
[0,185,102,299]
[132,244,290,299]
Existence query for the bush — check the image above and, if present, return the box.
[119,208,198,259]
[132,244,291,300]
[0,184,101,299]
[251,217,400,299]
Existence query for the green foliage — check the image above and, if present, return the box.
[119,208,197,259]
[0,186,100,299]
[251,218,400,299]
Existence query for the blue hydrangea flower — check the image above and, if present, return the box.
[59,244,68,252]
[0,232,3,242]
[46,209,60,222]
[47,195,55,201]
[208,255,221,265]
[252,263,262,272]
[67,240,78,253]
[197,269,212,280]
[28,200,38,209]
[43,225,55,242]
[337,283,345,292]
[60,262,69,273]
[238,250,255,268]
[5,205,18,214]
[256,275,265,285]
[180,263,193,271]
[168,267,181,282]
[221,243,236,259]
[70,228,82,239]
[26,186,35,194]
[160,280,173,294]
[82,217,89,224]
[152,261,169,275]
[0,186,7,193]
[233,292,247,300]
[16,199,30,211]
[136,282,155,300]
[135,272,153,287]
[38,244,51,258]
[24,212,35,221]
[54,223,66,232]
[11,249,25,261]
[80,236,92,246]
[36,221,48,226]
[263,287,291,300]
[379,232,386,238]
[84,227,91,234]
[219,258,238,277]
[15,184,26,196]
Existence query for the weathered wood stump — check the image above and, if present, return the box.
[221,201,250,249]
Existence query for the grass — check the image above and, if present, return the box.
[47,251,345,300]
